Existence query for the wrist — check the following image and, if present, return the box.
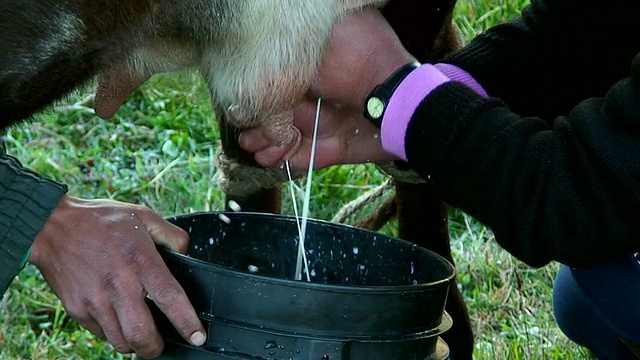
[364,61,421,127]
[30,194,75,265]
[359,52,417,108]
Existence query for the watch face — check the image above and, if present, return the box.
[367,97,384,119]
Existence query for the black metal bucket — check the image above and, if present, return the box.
[147,212,455,360]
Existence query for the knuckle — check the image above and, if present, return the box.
[125,249,150,271]
[133,204,154,218]
[65,305,92,324]
[151,285,182,309]
[100,270,122,291]
[140,344,164,359]
[112,341,133,354]
[85,300,112,321]
[99,271,142,303]
[125,323,158,350]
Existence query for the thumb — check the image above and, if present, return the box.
[139,212,191,254]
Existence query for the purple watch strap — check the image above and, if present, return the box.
[380,63,488,161]
[381,64,449,161]
[434,63,489,98]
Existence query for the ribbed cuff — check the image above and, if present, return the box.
[0,154,67,294]
[19,248,32,269]
[381,64,450,161]
[434,63,489,98]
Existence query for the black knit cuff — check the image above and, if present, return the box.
[404,81,506,191]
[443,32,504,75]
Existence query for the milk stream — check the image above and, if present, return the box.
[287,97,322,282]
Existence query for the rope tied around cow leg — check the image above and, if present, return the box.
[213,150,287,197]
[331,178,395,224]
[213,150,425,228]
[376,161,427,184]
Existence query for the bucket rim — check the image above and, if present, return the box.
[162,211,456,293]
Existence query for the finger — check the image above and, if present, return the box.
[292,101,322,135]
[138,209,190,253]
[254,143,298,168]
[286,137,340,171]
[238,128,272,153]
[111,281,165,358]
[138,250,207,349]
[89,301,131,354]
[41,272,107,339]
[76,317,106,340]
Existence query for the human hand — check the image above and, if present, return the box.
[239,99,399,170]
[239,8,414,170]
[306,8,416,109]
[29,195,206,358]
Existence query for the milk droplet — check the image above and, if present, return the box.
[228,200,242,212]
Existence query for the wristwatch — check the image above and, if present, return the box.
[363,61,421,128]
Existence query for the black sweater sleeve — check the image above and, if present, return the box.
[445,0,640,121]
[405,0,640,267]
[0,141,67,294]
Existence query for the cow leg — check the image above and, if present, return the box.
[218,117,282,213]
[395,181,474,360]
[381,1,474,358]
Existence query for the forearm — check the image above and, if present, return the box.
[0,144,67,294]
[405,60,640,268]
[443,0,640,119]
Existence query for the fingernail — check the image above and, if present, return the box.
[190,331,206,347]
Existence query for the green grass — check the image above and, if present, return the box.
[0,1,594,359]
